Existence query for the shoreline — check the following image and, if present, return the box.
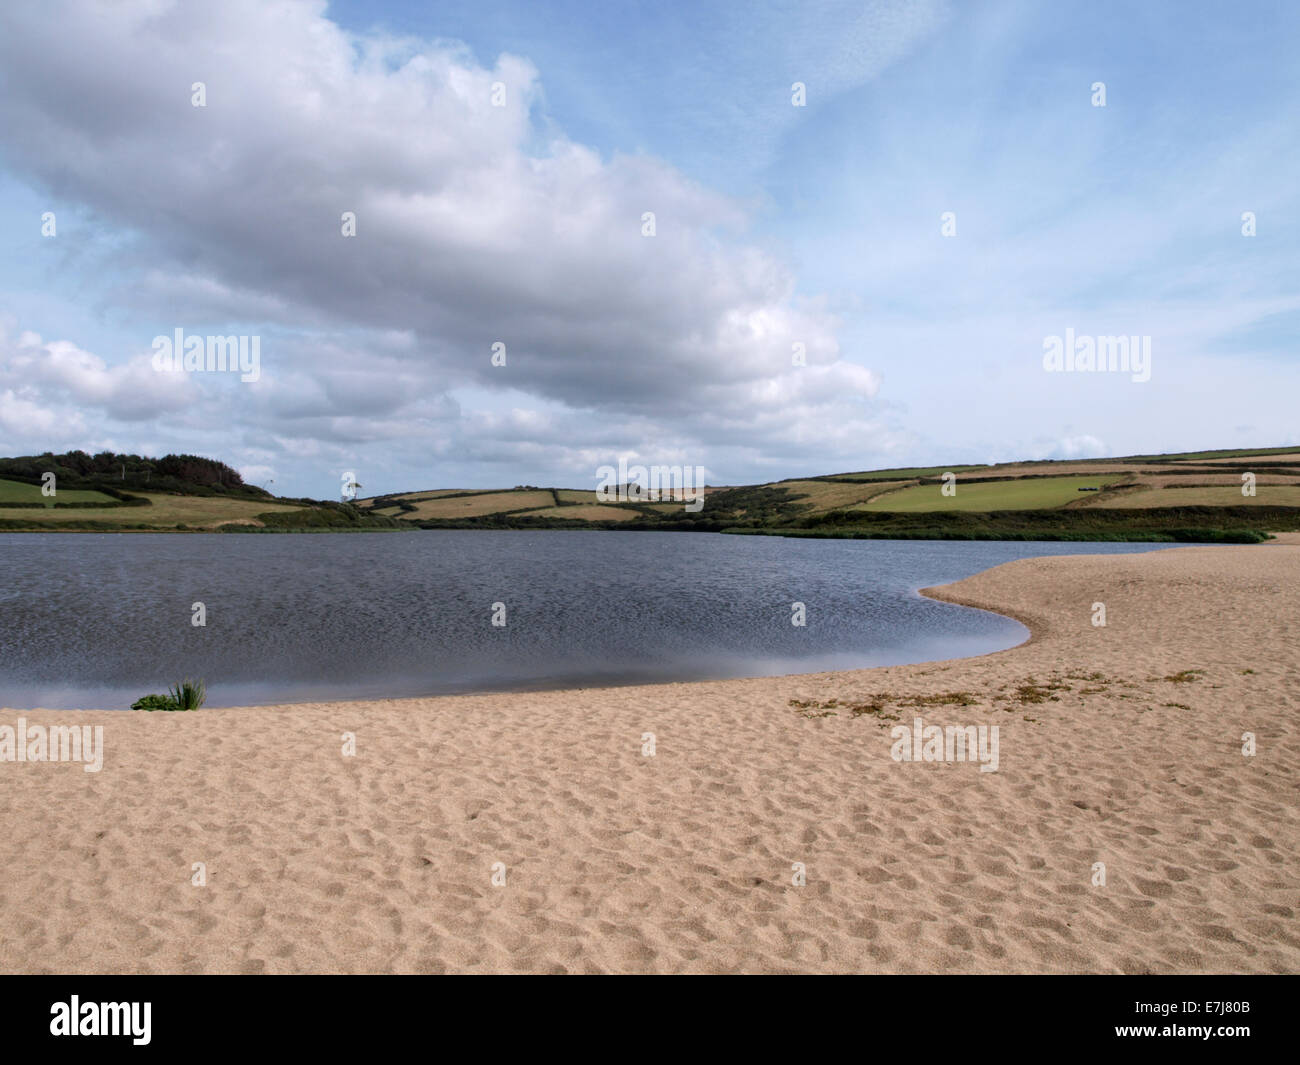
[2,539,1296,973]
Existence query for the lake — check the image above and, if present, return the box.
[0,531,1186,709]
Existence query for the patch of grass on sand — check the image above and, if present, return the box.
[789,699,839,719]
[1012,679,1071,703]
[898,690,979,707]
[791,692,984,723]
[789,696,901,722]
[1162,669,1205,684]
[132,678,206,711]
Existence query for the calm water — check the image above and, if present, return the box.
[0,531,1184,709]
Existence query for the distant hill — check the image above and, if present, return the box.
[0,450,403,532]
[357,446,1300,542]
[0,449,267,498]
[4,445,1297,538]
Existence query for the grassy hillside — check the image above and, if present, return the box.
[399,490,557,519]
[0,492,303,528]
[0,478,117,504]
[0,492,408,532]
[0,451,407,532]
[5,444,1297,538]
[357,445,1300,541]
[1090,485,1300,508]
[857,475,1110,512]
[0,449,269,498]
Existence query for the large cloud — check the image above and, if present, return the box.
[0,0,880,488]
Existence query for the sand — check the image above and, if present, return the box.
[1,540,1296,973]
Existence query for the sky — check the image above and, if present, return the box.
[0,0,1296,499]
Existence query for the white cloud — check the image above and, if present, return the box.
[0,328,195,426]
[0,0,897,487]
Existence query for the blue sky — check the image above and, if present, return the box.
[0,0,1296,497]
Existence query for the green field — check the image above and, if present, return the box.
[1091,485,1300,508]
[819,464,989,482]
[1196,451,1300,465]
[0,492,305,527]
[519,504,640,522]
[1117,446,1300,463]
[862,476,1112,512]
[0,478,117,504]
[398,490,557,519]
[780,478,912,511]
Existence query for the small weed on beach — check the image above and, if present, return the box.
[789,699,839,718]
[1012,680,1070,704]
[132,678,207,711]
[850,700,900,722]
[789,696,900,724]
[1162,669,1205,684]
[789,693,977,726]
[899,691,978,707]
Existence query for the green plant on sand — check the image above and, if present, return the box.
[131,679,206,711]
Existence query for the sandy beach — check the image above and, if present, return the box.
[2,539,1296,974]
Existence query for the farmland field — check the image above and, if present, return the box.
[820,464,988,482]
[0,492,304,527]
[1117,446,1300,463]
[0,478,117,504]
[862,476,1113,512]
[554,488,603,504]
[367,488,487,503]
[1194,452,1300,465]
[519,505,640,522]
[398,490,556,519]
[781,479,913,511]
[1089,485,1300,508]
